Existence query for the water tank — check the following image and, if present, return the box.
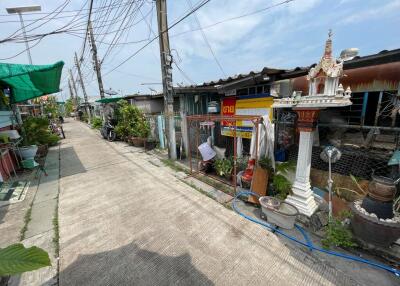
[340,48,359,61]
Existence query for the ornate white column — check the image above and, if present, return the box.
[285,109,320,217]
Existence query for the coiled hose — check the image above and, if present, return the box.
[232,191,400,277]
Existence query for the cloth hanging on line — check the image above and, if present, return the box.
[236,136,243,158]
[249,115,275,169]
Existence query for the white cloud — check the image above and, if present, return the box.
[171,0,322,60]
[287,0,321,13]
[341,0,400,24]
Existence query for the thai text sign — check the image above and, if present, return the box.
[221,95,273,139]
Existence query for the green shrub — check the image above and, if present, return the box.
[114,123,130,139]
[115,100,150,138]
[91,117,102,129]
[258,156,272,170]
[270,160,295,200]
[214,158,233,177]
[22,117,60,146]
[272,174,292,200]
[322,211,356,249]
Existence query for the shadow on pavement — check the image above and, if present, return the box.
[52,242,214,286]
[0,204,9,230]
[60,146,86,178]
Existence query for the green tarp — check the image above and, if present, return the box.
[95,97,126,103]
[0,61,64,103]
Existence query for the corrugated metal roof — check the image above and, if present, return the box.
[176,48,400,90]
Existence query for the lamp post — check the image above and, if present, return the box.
[320,146,342,219]
[6,5,41,64]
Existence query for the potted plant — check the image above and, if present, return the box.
[20,117,59,159]
[214,158,233,180]
[270,161,296,200]
[115,100,150,147]
[144,137,157,151]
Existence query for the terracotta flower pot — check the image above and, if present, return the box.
[130,137,144,147]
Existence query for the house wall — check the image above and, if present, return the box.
[131,97,164,114]
[179,93,220,115]
[0,111,14,128]
[275,62,400,129]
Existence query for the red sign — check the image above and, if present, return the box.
[221,97,236,126]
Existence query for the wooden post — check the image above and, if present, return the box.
[374,91,383,126]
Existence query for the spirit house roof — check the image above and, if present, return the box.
[273,31,352,109]
[308,30,344,80]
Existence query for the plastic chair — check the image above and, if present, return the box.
[21,158,48,178]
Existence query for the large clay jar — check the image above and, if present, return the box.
[368,175,396,202]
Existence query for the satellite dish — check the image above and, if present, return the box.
[104,89,118,95]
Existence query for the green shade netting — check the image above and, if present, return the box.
[95,97,126,103]
[0,61,64,103]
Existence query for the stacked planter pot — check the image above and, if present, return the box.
[351,175,400,247]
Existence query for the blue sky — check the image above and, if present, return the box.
[0,0,399,100]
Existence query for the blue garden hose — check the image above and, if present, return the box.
[232,191,400,277]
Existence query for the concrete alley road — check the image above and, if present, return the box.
[58,120,358,286]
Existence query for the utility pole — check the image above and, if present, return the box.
[88,20,106,120]
[69,69,79,108]
[156,0,176,160]
[88,21,105,99]
[74,52,91,122]
[68,79,74,101]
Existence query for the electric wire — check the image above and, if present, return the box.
[171,0,295,38]
[138,4,195,86]
[80,0,95,61]
[4,0,72,40]
[102,0,212,77]
[100,0,144,64]
[185,0,227,77]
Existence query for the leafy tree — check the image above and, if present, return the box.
[91,117,102,129]
[65,98,74,115]
[43,96,59,118]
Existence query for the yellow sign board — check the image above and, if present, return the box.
[221,96,274,139]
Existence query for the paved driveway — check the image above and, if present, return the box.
[58,120,357,285]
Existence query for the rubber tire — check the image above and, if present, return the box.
[108,130,116,141]
[60,126,66,139]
